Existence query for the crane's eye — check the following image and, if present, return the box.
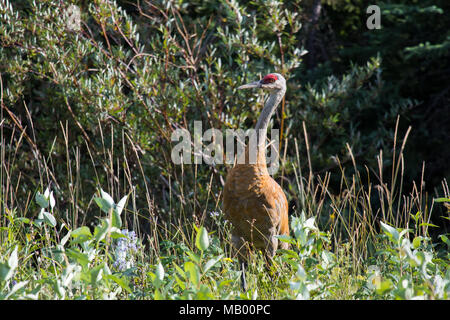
[262,74,278,84]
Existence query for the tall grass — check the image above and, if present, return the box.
[0,106,448,299]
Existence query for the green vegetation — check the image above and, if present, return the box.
[0,0,449,300]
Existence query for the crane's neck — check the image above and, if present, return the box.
[240,88,285,169]
[255,88,285,148]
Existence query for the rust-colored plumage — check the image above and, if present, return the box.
[223,73,289,268]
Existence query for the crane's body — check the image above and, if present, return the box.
[223,73,289,280]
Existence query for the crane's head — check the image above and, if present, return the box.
[238,73,286,92]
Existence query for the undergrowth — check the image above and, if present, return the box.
[0,120,449,300]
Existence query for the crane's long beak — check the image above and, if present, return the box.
[238,81,261,90]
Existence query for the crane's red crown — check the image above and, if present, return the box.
[262,74,278,84]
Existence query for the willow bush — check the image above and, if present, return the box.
[0,0,448,244]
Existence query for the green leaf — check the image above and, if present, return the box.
[380,221,400,243]
[49,191,56,209]
[5,280,28,299]
[375,279,392,295]
[35,192,49,208]
[418,222,439,228]
[434,197,450,203]
[439,234,450,247]
[94,197,114,214]
[196,226,210,251]
[90,264,104,285]
[154,288,164,300]
[109,228,125,239]
[94,219,109,243]
[43,211,57,227]
[53,279,65,299]
[66,249,89,267]
[0,263,12,282]
[184,261,200,287]
[186,251,200,264]
[174,274,186,290]
[116,195,128,216]
[296,264,307,281]
[16,217,30,224]
[100,189,115,207]
[410,211,421,222]
[398,228,411,242]
[412,236,422,249]
[155,262,165,282]
[71,226,92,243]
[106,274,132,294]
[173,262,185,279]
[111,208,122,229]
[44,187,50,199]
[275,234,295,244]
[203,254,224,274]
[321,250,335,269]
[60,231,72,246]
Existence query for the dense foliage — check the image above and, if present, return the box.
[0,0,449,300]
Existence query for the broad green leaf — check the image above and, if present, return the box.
[434,197,450,202]
[100,189,115,207]
[155,262,165,281]
[439,234,450,247]
[203,254,224,274]
[8,246,18,271]
[44,187,50,199]
[116,195,128,216]
[174,274,186,290]
[186,251,200,264]
[49,191,56,209]
[94,197,114,214]
[38,208,44,219]
[296,264,307,281]
[90,264,104,285]
[35,192,49,208]
[173,262,185,279]
[321,250,335,269]
[0,263,12,282]
[111,208,122,229]
[154,288,164,300]
[106,274,132,294]
[109,228,125,239]
[398,228,411,242]
[275,234,295,244]
[412,236,422,249]
[380,221,399,243]
[196,226,210,251]
[304,217,318,231]
[375,279,392,295]
[66,249,89,267]
[53,279,65,299]
[184,261,200,287]
[16,217,30,224]
[5,280,28,299]
[71,226,92,240]
[252,288,258,300]
[94,220,109,243]
[43,211,57,227]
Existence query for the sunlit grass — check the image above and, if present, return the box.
[0,117,449,300]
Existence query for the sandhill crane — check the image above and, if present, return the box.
[223,73,289,290]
